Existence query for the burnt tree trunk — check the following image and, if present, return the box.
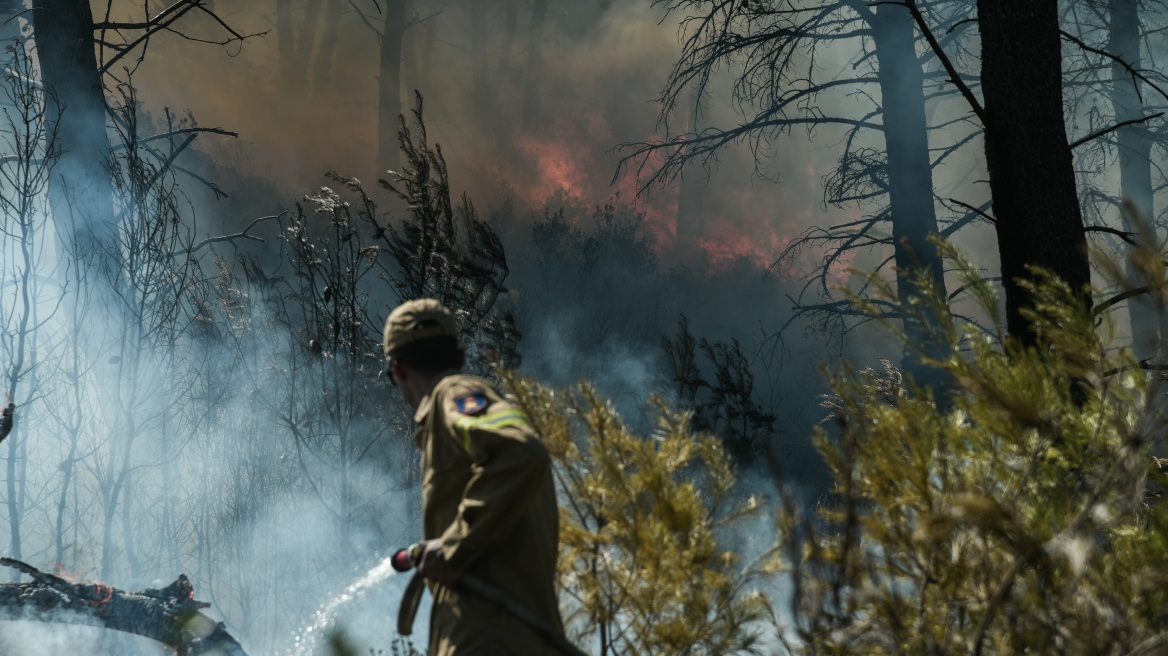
[523,0,548,129]
[871,2,950,385]
[1108,0,1161,359]
[494,0,518,149]
[0,559,248,656]
[469,1,497,139]
[978,0,1090,343]
[30,0,117,270]
[276,0,294,83]
[378,0,407,174]
[312,0,344,89]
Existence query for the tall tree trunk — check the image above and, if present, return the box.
[677,87,707,238]
[1108,0,1161,359]
[494,0,518,148]
[978,0,1089,343]
[30,0,117,269]
[297,0,325,76]
[523,0,548,129]
[871,3,950,385]
[402,3,419,97]
[276,0,293,84]
[469,1,497,137]
[378,0,406,174]
[312,0,344,89]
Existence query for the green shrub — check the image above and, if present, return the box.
[782,242,1168,654]
[503,372,776,655]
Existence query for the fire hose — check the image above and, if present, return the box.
[392,544,588,656]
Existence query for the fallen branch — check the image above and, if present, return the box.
[0,558,248,656]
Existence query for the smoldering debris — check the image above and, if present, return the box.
[0,558,247,655]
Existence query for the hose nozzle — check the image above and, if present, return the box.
[391,543,421,572]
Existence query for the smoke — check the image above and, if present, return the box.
[0,0,971,653]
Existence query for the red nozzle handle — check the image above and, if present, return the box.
[391,545,418,572]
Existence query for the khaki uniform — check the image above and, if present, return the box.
[409,372,564,655]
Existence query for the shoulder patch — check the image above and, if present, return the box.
[454,391,489,416]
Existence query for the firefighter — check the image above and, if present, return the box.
[385,298,565,655]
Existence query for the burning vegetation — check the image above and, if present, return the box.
[0,559,246,655]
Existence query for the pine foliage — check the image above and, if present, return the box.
[501,371,775,656]
[782,240,1168,654]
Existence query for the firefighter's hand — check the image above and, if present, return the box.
[416,538,463,586]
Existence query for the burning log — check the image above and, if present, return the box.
[0,558,248,656]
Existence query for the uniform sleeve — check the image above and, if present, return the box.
[437,393,551,571]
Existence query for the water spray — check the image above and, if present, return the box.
[391,543,589,656]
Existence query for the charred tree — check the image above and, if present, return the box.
[523,0,548,128]
[870,1,949,384]
[623,0,955,388]
[376,93,522,371]
[1107,0,1161,359]
[276,0,326,89]
[979,0,1090,343]
[378,0,407,174]
[0,559,248,656]
[312,0,345,88]
[469,1,499,140]
[30,0,117,266]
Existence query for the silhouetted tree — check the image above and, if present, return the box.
[523,0,548,128]
[622,0,957,387]
[975,1,1089,343]
[378,0,407,174]
[31,0,116,264]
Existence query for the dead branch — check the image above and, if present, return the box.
[1070,112,1165,149]
[0,558,248,656]
[1085,224,1140,248]
[1095,285,1152,317]
[1060,29,1168,105]
[948,197,996,224]
[111,126,239,152]
[900,0,987,122]
[182,213,285,256]
[97,0,266,75]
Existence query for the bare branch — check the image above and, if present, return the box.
[182,212,286,255]
[98,0,266,74]
[1060,29,1168,105]
[1070,112,1164,149]
[1085,224,1138,247]
[899,0,986,122]
[111,126,238,152]
[947,197,995,224]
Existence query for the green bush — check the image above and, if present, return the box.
[782,242,1168,654]
[502,372,777,655]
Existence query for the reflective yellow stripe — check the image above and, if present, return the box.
[454,409,531,455]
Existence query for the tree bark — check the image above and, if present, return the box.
[377,0,407,174]
[30,0,117,269]
[523,0,548,129]
[871,3,950,384]
[1108,0,1161,359]
[978,0,1090,343]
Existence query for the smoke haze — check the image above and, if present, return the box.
[0,0,1000,653]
